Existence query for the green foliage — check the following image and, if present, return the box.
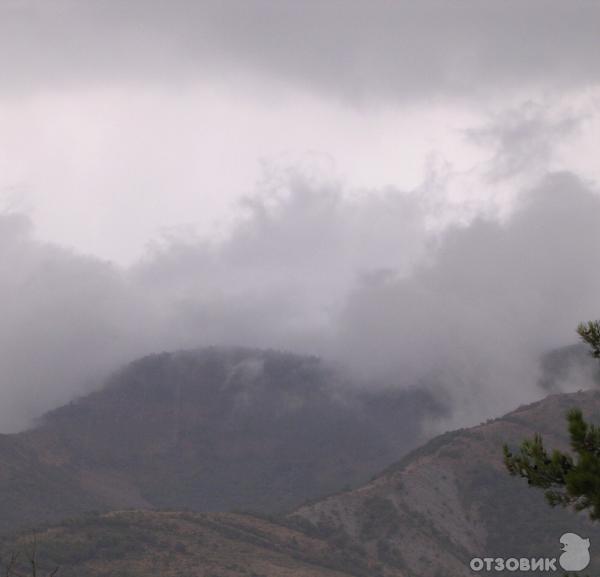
[577,320,600,359]
[504,408,600,519]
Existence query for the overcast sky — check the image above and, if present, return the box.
[2,1,600,431]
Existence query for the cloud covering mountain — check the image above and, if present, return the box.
[2,1,600,432]
[2,169,599,431]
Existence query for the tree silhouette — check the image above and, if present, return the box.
[1,536,59,577]
[578,320,600,359]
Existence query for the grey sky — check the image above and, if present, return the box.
[2,1,600,261]
[1,1,600,431]
[2,1,600,98]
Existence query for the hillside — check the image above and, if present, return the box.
[0,510,368,577]
[0,347,443,533]
[4,389,600,577]
[291,389,600,577]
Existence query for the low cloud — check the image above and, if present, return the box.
[2,165,600,432]
[0,214,155,430]
[333,174,600,425]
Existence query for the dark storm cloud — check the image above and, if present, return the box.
[2,1,600,99]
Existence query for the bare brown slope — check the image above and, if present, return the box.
[291,389,600,577]
[0,510,378,577]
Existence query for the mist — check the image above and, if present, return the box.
[1,165,599,432]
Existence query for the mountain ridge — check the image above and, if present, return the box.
[0,347,444,533]
[4,388,600,576]
[290,389,600,576]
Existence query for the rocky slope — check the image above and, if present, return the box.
[291,389,600,577]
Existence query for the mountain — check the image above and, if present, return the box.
[0,347,444,533]
[291,389,600,576]
[4,389,600,577]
